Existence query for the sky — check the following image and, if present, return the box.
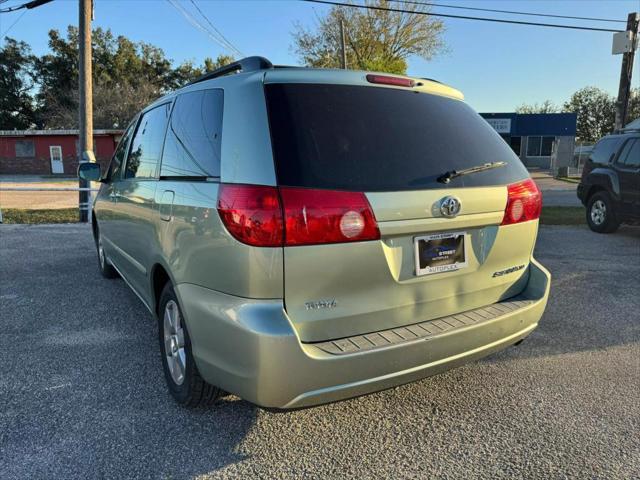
[1,0,639,112]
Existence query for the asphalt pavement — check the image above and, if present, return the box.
[1,223,639,479]
[531,171,581,207]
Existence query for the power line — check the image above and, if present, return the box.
[166,0,243,57]
[300,0,624,33]
[1,8,26,35]
[189,0,243,58]
[0,0,53,13]
[394,0,627,24]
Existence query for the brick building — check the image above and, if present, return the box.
[0,129,123,176]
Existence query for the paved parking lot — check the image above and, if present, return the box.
[531,171,581,207]
[1,223,639,479]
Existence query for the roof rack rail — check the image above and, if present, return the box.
[188,56,273,86]
[420,77,442,84]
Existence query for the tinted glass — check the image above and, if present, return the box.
[160,89,223,178]
[107,121,135,181]
[589,137,621,165]
[509,136,521,155]
[526,137,542,157]
[265,84,528,191]
[124,103,171,179]
[619,139,640,167]
[541,137,554,156]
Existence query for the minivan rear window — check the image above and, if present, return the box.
[265,83,529,191]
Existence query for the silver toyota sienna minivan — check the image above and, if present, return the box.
[79,56,551,409]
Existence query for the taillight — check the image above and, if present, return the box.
[280,187,380,246]
[217,184,283,247]
[501,178,542,225]
[366,74,415,88]
[217,184,380,247]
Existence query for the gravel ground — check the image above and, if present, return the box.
[0,224,639,479]
[0,181,82,209]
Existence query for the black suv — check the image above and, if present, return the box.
[577,132,640,233]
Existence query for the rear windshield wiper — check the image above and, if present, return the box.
[437,161,507,184]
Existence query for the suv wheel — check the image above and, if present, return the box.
[96,230,118,278]
[586,191,620,234]
[158,282,221,407]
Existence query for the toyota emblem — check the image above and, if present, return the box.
[440,196,461,218]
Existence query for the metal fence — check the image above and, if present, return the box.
[0,186,99,223]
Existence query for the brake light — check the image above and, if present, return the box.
[217,184,283,247]
[366,74,415,88]
[501,178,542,225]
[217,184,380,247]
[280,187,380,246]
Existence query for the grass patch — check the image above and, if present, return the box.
[540,206,584,225]
[554,176,581,184]
[1,208,78,224]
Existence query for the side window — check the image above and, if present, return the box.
[160,89,223,178]
[589,138,621,165]
[619,139,640,167]
[107,121,136,181]
[124,103,171,180]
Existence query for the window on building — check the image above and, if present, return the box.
[15,140,35,157]
[526,136,555,157]
[509,137,522,156]
[160,89,223,178]
[49,146,62,161]
[124,103,171,180]
[541,137,555,156]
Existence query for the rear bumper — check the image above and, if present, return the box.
[176,258,551,409]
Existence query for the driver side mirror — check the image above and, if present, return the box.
[78,162,102,182]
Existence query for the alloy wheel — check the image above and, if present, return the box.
[163,300,186,385]
[590,200,606,226]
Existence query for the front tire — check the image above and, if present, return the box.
[586,191,620,233]
[158,282,221,407]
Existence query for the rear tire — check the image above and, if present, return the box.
[96,229,118,278]
[158,282,221,407]
[586,191,620,234]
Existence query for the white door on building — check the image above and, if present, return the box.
[50,146,64,174]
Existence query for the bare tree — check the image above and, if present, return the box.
[292,0,446,74]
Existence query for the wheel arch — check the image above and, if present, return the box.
[91,212,99,245]
[150,262,173,314]
[586,168,621,201]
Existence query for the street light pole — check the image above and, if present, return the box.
[78,0,94,223]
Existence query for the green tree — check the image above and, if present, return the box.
[515,100,559,114]
[626,87,639,125]
[563,86,615,142]
[170,54,235,87]
[31,27,221,128]
[292,0,445,74]
[0,37,36,129]
[203,54,235,72]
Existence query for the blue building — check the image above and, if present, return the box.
[480,113,577,169]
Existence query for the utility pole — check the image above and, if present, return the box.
[78,0,94,223]
[339,19,347,69]
[614,12,639,131]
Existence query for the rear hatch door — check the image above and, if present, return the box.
[264,80,535,342]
